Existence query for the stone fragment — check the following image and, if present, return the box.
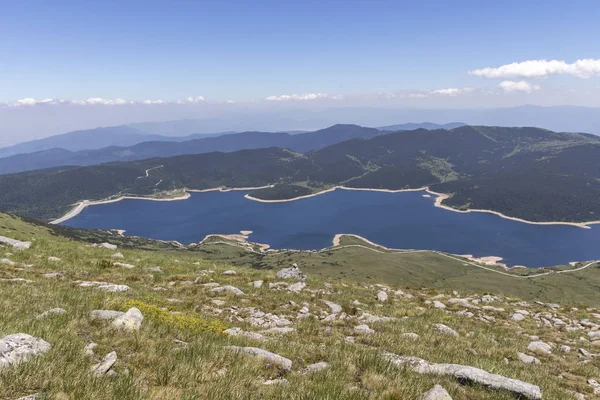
[435,324,459,337]
[210,285,245,296]
[517,352,540,364]
[36,308,65,319]
[527,341,552,355]
[91,351,117,375]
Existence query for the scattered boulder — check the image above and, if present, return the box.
[48,257,62,262]
[224,328,265,340]
[402,332,420,340]
[384,352,542,400]
[322,300,342,314]
[0,333,51,368]
[433,301,446,309]
[91,310,125,320]
[435,324,459,337]
[111,308,143,331]
[0,258,16,266]
[225,346,292,370]
[15,393,41,400]
[263,378,289,385]
[250,280,264,288]
[84,343,97,356]
[210,285,245,296]
[0,235,32,250]
[91,351,117,375]
[261,327,295,335]
[275,264,307,281]
[527,341,552,355]
[511,313,525,322]
[517,352,541,365]
[43,272,63,278]
[376,290,388,302]
[222,270,237,276]
[113,262,135,269]
[303,361,329,373]
[111,252,124,259]
[100,243,118,250]
[354,324,375,334]
[288,282,306,293]
[423,385,453,400]
[78,281,130,292]
[36,308,66,319]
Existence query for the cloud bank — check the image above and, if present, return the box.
[470,59,600,79]
[498,81,540,94]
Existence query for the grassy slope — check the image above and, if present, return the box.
[1,214,599,399]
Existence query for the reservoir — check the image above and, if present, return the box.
[61,188,600,268]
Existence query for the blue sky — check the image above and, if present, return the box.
[2,0,599,102]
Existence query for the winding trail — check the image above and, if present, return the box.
[138,165,163,179]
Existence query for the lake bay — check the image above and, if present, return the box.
[61,188,600,268]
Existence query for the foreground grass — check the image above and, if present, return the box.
[1,214,599,399]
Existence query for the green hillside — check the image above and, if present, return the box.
[1,213,599,399]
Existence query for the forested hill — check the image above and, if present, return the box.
[1,125,599,223]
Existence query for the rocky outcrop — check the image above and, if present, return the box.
[0,333,51,368]
[275,264,307,281]
[0,235,32,250]
[384,352,542,400]
[78,281,130,292]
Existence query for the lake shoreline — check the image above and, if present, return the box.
[51,183,600,230]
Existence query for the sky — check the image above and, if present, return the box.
[1,0,600,144]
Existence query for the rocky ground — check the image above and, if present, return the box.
[0,221,599,399]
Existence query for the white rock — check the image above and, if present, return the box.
[224,328,265,340]
[91,310,125,320]
[433,301,446,309]
[111,252,124,259]
[250,280,264,288]
[0,333,51,368]
[423,385,453,400]
[303,361,329,373]
[222,270,237,276]
[527,341,552,355]
[354,324,375,334]
[384,352,542,400]
[210,285,245,296]
[100,243,118,250]
[0,235,32,250]
[376,290,388,302]
[275,264,307,281]
[0,258,16,266]
[511,313,525,322]
[435,324,459,337]
[517,352,541,364]
[402,332,420,340]
[111,308,143,332]
[84,343,97,356]
[113,262,135,269]
[225,346,292,370]
[322,300,342,314]
[48,257,61,262]
[288,282,306,293]
[263,378,289,385]
[36,308,65,319]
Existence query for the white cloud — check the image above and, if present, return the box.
[177,96,205,104]
[430,87,474,96]
[265,93,342,101]
[498,80,540,94]
[142,99,168,105]
[71,97,134,106]
[470,59,600,79]
[11,98,63,106]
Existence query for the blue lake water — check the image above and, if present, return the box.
[61,188,600,268]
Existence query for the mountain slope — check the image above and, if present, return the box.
[1,126,600,223]
[0,124,382,175]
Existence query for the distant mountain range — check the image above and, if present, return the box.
[0,123,452,175]
[1,125,599,225]
[377,122,466,131]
